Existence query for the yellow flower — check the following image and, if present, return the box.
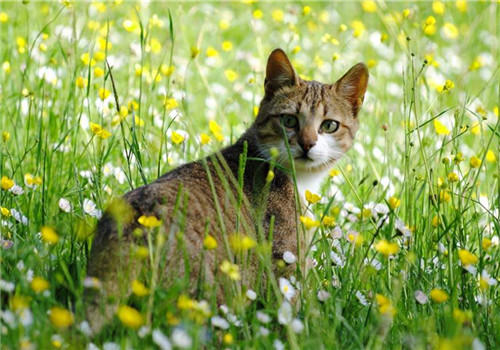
[224,69,238,82]
[367,59,377,68]
[221,41,233,52]
[347,232,364,246]
[229,233,256,252]
[49,307,74,329]
[272,9,284,22]
[220,260,241,280]
[322,215,336,227]
[458,249,478,266]
[432,1,445,15]
[16,37,27,53]
[171,131,185,145]
[80,52,96,67]
[25,173,42,187]
[456,0,467,12]
[203,234,217,250]
[443,23,459,39]
[75,76,86,89]
[137,215,161,228]
[253,106,259,117]
[160,64,175,76]
[149,38,161,54]
[177,294,195,310]
[388,196,401,209]
[439,190,451,202]
[266,170,274,183]
[94,51,106,62]
[10,295,30,311]
[253,9,263,19]
[447,172,459,182]
[482,238,492,250]
[431,215,440,228]
[41,226,59,244]
[305,190,321,204]
[0,207,10,216]
[223,333,234,345]
[89,122,111,139]
[360,208,372,219]
[98,87,111,100]
[361,0,377,13]
[0,12,8,23]
[469,56,483,71]
[375,239,399,257]
[486,150,495,163]
[469,156,481,168]
[190,46,200,59]
[206,46,219,57]
[164,97,178,110]
[94,67,104,78]
[200,133,211,145]
[123,19,139,33]
[376,294,396,316]
[117,305,144,329]
[209,120,224,141]
[453,308,472,324]
[302,5,311,15]
[300,216,320,229]
[1,176,14,190]
[131,280,149,297]
[1,131,9,142]
[31,277,50,293]
[438,80,455,93]
[329,169,340,177]
[429,288,449,303]
[350,20,365,38]
[423,16,437,36]
[433,119,450,135]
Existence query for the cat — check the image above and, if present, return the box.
[85,48,368,332]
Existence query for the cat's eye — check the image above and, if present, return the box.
[280,114,298,129]
[320,120,340,133]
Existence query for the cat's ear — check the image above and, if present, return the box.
[265,48,297,96]
[334,63,369,117]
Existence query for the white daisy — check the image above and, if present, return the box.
[279,277,296,301]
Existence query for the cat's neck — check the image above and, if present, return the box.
[294,167,330,205]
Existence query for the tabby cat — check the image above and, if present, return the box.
[86,48,368,331]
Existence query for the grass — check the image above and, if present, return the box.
[0,1,499,349]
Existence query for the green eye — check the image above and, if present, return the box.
[280,114,298,129]
[320,120,340,133]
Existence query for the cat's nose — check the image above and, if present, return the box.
[298,139,316,154]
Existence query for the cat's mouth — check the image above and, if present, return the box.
[297,153,313,161]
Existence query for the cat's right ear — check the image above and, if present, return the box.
[334,63,369,117]
[265,49,297,96]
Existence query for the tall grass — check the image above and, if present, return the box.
[0,1,498,349]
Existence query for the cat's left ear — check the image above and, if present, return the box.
[334,63,369,117]
[265,48,298,96]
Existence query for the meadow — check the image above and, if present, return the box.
[0,1,499,349]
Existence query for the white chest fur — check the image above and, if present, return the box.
[294,167,331,208]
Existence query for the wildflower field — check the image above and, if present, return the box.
[0,1,499,349]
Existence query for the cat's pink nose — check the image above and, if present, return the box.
[299,140,315,153]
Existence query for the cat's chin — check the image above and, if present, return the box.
[292,158,333,172]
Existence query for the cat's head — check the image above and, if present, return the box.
[254,48,368,172]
